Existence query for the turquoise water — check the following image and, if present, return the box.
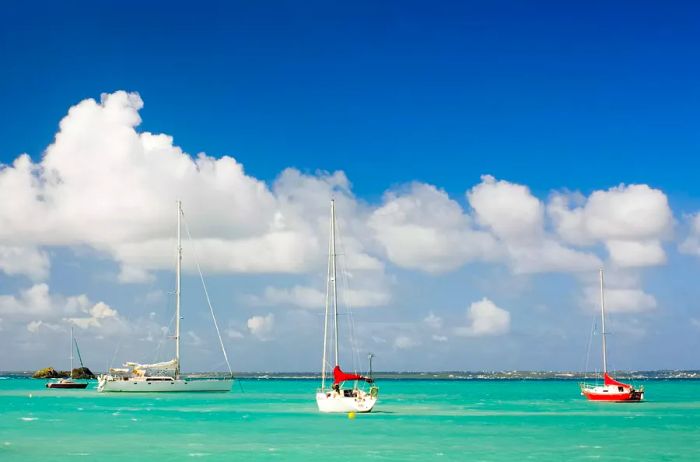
[1,378,699,461]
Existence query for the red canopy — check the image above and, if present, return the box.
[604,373,630,388]
[333,365,367,385]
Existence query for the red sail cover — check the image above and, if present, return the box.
[604,373,630,388]
[333,365,366,385]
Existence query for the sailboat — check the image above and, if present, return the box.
[316,200,379,413]
[97,201,233,392]
[47,327,89,389]
[580,268,644,402]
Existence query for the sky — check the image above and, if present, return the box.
[1,0,699,372]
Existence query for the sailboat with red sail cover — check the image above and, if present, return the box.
[580,269,644,402]
[316,200,378,413]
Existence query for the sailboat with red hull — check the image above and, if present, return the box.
[579,269,644,402]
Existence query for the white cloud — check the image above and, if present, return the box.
[66,301,120,329]
[225,327,244,339]
[432,335,448,342]
[605,240,666,267]
[455,297,511,337]
[467,176,601,274]
[254,283,390,309]
[508,240,601,274]
[394,335,420,349]
[118,265,155,284]
[27,320,61,333]
[0,92,375,281]
[423,312,443,330]
[0,245,50,280]
[247,313,274,340]
[370,183,500,272]
[583,286,657,313]
[253,286,325,309]
[0,283,54,317]
[549,184,672,267]
[0,283,127,337]
[468,175,543,242]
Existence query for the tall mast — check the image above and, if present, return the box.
[175,200,182,378]
[599,268,608,374]
[70,326,74,379]
[321,201,333,389]
[331,200,339,367]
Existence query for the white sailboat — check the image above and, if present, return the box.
[316,200,378,413]
[98,201,233,392]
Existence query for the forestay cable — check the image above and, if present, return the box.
[182,212,234,378]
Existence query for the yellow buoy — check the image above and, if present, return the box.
[348,411,356,420]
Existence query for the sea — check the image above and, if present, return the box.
[1,375,699,461]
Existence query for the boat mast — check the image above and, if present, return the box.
[175,200,182,378]
[70,326,74,379]
[321,200,333,390]
[331,199,339,368]
[599,268,608,375]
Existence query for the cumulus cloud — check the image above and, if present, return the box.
[605,240,666,267]
[455,298,511,336]
[66,301,120,329]
[0,245,50,280]
[549,184,672,267]
[369,183,500,272]
[583,286,657,314]
[468,175,544,242]
[0,283,54,317]
[0,92,379,283]
[467,176,601,274]
[247,313,275,340]
[0,283,127,335]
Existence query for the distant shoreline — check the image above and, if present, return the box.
[3,370,699,380]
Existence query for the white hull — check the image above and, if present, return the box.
[97,376,232,392]
[316,390,377,413]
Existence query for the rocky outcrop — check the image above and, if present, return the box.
[32,366,96,379]
[71,367,96,379]
[32,367,67,379]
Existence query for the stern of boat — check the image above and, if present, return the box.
[316,387,378,413]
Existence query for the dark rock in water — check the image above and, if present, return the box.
[71,367,96,379]
[33,366,95,379]
[32,367,68,379]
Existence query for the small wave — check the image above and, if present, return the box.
[20,417,37,421]
[188,453,211,457]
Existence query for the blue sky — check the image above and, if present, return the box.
[1,1,699,372]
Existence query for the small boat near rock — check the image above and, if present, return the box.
[47,327,89,389]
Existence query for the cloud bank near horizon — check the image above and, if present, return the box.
[0,91,695,369]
